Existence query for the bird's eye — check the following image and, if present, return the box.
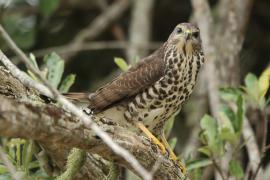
[175,27,182,34]
[193,31,199,38]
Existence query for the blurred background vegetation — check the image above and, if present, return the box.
[0,0,270,179]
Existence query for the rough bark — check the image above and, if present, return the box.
[0,66,185,179]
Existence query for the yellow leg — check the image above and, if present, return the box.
[136,122,166,154]
[136,122,187,175]
[161,131,187,175]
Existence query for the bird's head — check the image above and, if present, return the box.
[167,23,202,56]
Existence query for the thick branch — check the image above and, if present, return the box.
[0,66,185,180]
[0,23,151,179]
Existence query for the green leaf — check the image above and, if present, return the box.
[219,111,237,143]
[164,115,176,138]
[44,52,64,88]
[258,67,270,98]
[168,137,177,151]
[219,87,242,102]
[26,53,40,81]
[244,73,260,101]
[28,161,40,169]
[29,53,39,70]
[56,148,86,180]
[22,140,34,173]
[106,162,120,180]
[0,174,11,180]
[0,165,8,174]
[114,57,129,72]
[16,142,21,167]
[200,115,223,154]
[39,0,59,17]
[59,74,76,93]
[220,128,236,142]
[229,160,244,180]
[187,159,212,170]
[2,14,36,49]
[235,95,244,134]
[197,146,211,157]
[27,70,40,82]
[189,168,202,180]
[222,107,236,126]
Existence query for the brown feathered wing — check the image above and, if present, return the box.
[64,49,166,112]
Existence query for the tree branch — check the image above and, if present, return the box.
[0,22,152,179]
[69,0,130,52]
[0,65,185,179]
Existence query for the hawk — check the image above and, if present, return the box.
[65,23,204,175]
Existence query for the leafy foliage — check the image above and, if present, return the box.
[1,14,36,50]
[56,148,86,180]
[187,158,212,171]
[229,160,244,180]
[0,139,51,179]
[114,57,129,72]
[44,52,65,88]
[0,52,75,179]
[39,0,60,17]
[189,69,270,180]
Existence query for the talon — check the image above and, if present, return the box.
[177,159,187,175]
[136,122,166,154]
[150,136,166,154]
[161,132,187,176]
[136,122,187,175]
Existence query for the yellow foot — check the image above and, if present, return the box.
[161,132,187,175]
[136,123,187,175]
[136,122,166,154]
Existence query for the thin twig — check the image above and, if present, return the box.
[0,146,21,180]
[211,157,226,180]
[96,0,126,41]
[0,24,152,180]
[252,159,264,180]
[242,117,261,173]
[28,41,162,58]
[261,110,268,154]
[71,0,129,44]
[68,0,130,60]
[251,110,268,180]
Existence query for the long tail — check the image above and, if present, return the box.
[62,92,89,103]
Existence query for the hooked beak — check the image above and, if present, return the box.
[184,29,192,40]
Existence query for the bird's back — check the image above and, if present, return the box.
[87,46,166,113]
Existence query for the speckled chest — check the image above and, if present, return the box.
[124,48,203,135]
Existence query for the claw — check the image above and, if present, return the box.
[136,122,187,175]
[161,132,187,175]
[136,122,166,154]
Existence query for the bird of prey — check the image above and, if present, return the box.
[65,23,205,175]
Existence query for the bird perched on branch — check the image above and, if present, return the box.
[65,23,204,175]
